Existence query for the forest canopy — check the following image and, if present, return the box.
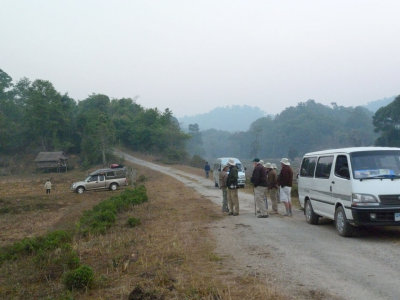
[0,68,188,166]
[1,68,397,166]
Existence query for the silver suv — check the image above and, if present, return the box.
[71,166,128,194]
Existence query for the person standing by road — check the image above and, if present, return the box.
[204,162,211,178]
[226,158,239,216]
[251,158,268,218]
[278,158,293,216]
[265,162,279,214]
[219,164,229,213]
[44,179,52,194]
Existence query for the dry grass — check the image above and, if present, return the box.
[0,162,289,299]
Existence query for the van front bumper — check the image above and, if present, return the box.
[351,206,400,226]
[238,179,245,188]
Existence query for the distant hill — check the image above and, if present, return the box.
[364,96,396,113]
[179,105,266,132]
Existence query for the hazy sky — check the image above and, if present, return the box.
[1,0,399,117]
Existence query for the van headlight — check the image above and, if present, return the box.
[352,193,379,206]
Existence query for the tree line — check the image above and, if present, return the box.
[2,67,399,167]
[0,68,188,167]
[188,97,400,160]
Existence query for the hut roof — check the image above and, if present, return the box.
[34,152,68,162]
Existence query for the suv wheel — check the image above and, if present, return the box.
[76,187,85,194]
[110,183,118,191]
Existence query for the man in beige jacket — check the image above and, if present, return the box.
[265,163,279,214]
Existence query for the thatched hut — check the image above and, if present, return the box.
[34,151,68,172]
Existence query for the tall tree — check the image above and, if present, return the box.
[23,80,70,151]
[373,95,400,146]
[186,123,205,157]
[77,94,115,166]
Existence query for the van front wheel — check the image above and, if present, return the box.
[335,206,354,237]
[305,200,319,225]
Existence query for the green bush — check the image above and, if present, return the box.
[127,217,141,228]
[63,265,94,290]
[78,186,148,236]
[0,230,72,264]
[34,244,81,279]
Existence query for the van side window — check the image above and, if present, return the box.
[300,157,317,177]
[334,155,350,179]
[315,156,334,179]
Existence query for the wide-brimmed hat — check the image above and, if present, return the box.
[259,159,264,164]
[227,158,236,166]
[264,162,272,169]
[271,163,277,169]
[280,158,290,166]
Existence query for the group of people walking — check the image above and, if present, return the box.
[218,157,293,217]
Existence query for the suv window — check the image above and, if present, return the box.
[88,175,98,182]
[334,155,350,179]
[106,171,116,178]
[300,157,317,177]
[315,156,334,179]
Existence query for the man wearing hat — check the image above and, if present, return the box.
[219,164,230,213]
[265,162,279,214]
[251,158,268,218]
[226,158,239,216]
[278,158,294,216]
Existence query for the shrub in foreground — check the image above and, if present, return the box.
[0,230,72,264]
[63,265,94,290]
[78,185,148,236]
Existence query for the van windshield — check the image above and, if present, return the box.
[236,163,244,172]
[350,150,400,179]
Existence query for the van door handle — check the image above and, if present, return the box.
[331,181,335,184]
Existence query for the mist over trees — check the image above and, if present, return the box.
[1,67,397,167]
[190,100,379,160]
[179,105,266,132]
[0,68,188,166]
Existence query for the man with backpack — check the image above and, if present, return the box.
[226,158,239,216]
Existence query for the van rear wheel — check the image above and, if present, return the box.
[335,206,354,237]
[305,200,319,225]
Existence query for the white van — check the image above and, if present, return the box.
[298,147,400,236]
[213,157,246,188]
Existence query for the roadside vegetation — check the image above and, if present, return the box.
[0,163,288,299]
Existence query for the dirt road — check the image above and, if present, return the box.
[118,151,400,300]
